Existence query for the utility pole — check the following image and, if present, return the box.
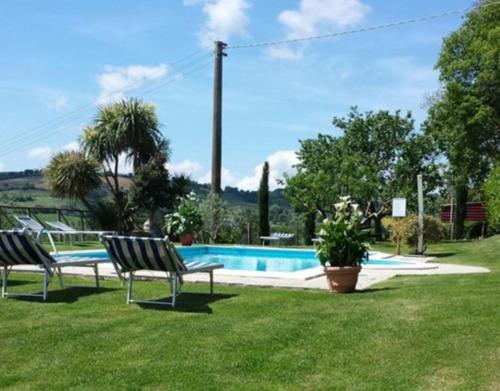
[211,41,227,196]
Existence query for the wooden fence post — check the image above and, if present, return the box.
[80,211,85,242]
[247,222,252,245]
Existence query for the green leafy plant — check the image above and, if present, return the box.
[485,166,500,232]
[317,196,370,267]
[164,193,203,236]
[382,215,445,252]
[197,194,251,244]
[402,215,445,248]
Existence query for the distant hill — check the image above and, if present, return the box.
[189,182,290,209]
[0,170,291,211]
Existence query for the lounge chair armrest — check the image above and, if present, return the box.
[53,256,107,267]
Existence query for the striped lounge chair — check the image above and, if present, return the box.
[45,221,114,239]
[260,232,295,246]
[0,229,105,301]
[101,235,223,307]
[15,214,60,252]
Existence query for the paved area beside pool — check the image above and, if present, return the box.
[9,251,489,291]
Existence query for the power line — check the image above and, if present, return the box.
[4,1,499,158]
[134,57,213,98]
[0,51,212,155]
[168,45,212,66]
[0,58,213,159]
[227,1,499,49]
[0,48,211,151]
[0,56,213,159]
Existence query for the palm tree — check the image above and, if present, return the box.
[81,97,165,233]
[170,174,191,200]
[44,151,101,211]
[117,98,165,169]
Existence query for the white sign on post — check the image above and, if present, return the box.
[392,198,406,217]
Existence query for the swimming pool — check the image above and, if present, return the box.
[57,246,416,273]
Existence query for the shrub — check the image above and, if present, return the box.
[383,215,445,249]
[90,199,136,232]
[199,194,255,244]
[381,217,406,243]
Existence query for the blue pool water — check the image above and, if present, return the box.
[59,246,413,272]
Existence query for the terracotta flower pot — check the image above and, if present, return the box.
[324,266,361,293]
[180,233,194,246]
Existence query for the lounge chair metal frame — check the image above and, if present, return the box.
[1,265,52,300]
[45,221,113,239]
[126,271,183,307]
[101,235,222,308]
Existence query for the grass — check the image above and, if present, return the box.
[1,237,499,390]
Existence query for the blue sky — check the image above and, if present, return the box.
[0,0,472,189]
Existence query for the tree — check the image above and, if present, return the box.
[424,0,500,237]
[198,193,233,243]
[387,133,443,213]
[117,98,164,170]
[485,166,500,231]
[170,174,192,200]
[285,108,440,239]
[44,150,101,211]
[129,148,177,237]
[129,145,191,237]
[304,212,316,245]
[258,161,270,237]
[82,98,164,233]
[284,135,345,218]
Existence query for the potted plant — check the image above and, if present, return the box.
[317,196,370,293]
[164,194,203,246]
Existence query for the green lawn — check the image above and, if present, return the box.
[1,238,499,390]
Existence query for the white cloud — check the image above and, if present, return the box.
[0,162,4,171]
[103,153,133,174]
[96,64,168,104]
[167,160,203,176]
[29,146,53,160]
[29,142,80,162]
[48,94,68,112]
[198,166,237,188]
[197,0,250,47]
[269,0,370,59]
[62,141,80,152]
[267,46,304,60]
[237,150,298,191]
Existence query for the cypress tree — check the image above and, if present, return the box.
[258,161,270,238]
